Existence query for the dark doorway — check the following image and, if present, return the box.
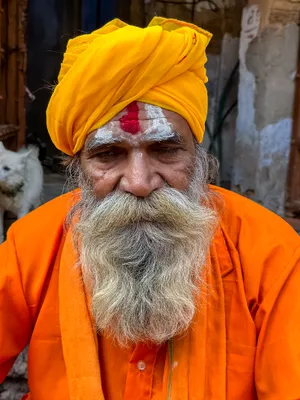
[26,0,131,164]
[26,0,82,160]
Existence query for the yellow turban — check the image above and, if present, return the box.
[46,17,212,156]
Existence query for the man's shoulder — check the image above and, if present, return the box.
[212,184,290,226]
[212,186,300,279]
[11,190,76,241]
[213,185,280,219]
[212,185,300,248]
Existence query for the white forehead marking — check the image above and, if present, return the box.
[144,103,165,119]
[94,127,114,143]
[90,104,178,149]
[91,127,178,149]
[144,104,173,139]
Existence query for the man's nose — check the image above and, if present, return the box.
[118,151,164,197]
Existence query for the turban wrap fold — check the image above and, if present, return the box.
[46,17,212,156]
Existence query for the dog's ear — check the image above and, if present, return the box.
[19,145,39,159]
[0,141,5,151]
[19,149,33,164]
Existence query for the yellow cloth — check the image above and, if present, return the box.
[46,17,212,156]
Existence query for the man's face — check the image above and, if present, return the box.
[80,102,196,198]
[72,102,217,346]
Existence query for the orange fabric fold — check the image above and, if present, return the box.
[59,229,104,399]
[164,237,227,400]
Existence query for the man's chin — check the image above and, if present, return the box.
[117,219,165,229]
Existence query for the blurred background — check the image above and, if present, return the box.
[0,1,299,398]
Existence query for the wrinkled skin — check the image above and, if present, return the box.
[80,102,196,198]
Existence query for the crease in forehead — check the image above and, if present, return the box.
[87,103,180,150]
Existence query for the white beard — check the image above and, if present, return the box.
[69,146,219,347]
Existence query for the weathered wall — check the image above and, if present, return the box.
[144,0,244,53]
[214,35,240,186]
[270,0,300,24]
[233,3,300,215]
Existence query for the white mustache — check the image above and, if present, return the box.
[80,186,215,233]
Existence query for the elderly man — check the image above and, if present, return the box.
[1,17,300,400]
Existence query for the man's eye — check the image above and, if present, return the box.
[155,147,181,155]
[93,147,124,160]
[97,150,116,158]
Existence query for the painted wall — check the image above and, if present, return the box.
[233,4,300,215]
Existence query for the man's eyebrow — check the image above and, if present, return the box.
[86,132,122,151]
[86,130,184,151]
[143,131,183,144]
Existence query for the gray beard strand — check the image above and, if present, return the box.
[82,224,203,346]
[74,191,217,347]
[68,145,219,347]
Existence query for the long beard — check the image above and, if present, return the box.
[69,150,219,347]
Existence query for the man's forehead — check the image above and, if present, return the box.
[110,101,171,122]
[84,102,192,150]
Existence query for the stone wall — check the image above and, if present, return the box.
[233,2,300,214]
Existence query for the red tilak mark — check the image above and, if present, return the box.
[120,101,140,135]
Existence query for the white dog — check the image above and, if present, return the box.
[0,142,43,243]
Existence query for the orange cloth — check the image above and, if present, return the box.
[1,187,300,399]
[46,17,212,155]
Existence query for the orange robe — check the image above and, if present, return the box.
[1,187,300,400]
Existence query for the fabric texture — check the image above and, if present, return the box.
[46,17,212,155]
[1,188,300,399]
